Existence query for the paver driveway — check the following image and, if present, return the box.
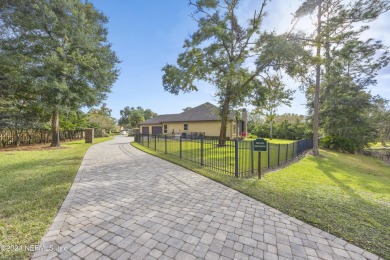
[32,136,381,260]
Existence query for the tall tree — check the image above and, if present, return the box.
[129,111,144,128]
[0,0,119,147]
[295,0,390,153]
[162,0,308,143]
[87,104,117,132]
[252,73,295,139]
[143,108,157,121]
[118,106,156,128]
[0,45,46,131]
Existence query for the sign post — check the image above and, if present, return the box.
[258,152,262,179]
[253,139,267,179]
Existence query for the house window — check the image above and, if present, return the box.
[163,124,167,134]
[184,124,188,131]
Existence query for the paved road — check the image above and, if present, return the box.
[32,136,381,260]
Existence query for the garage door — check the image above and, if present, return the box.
[141,127,149,134]
[152,126,162,135]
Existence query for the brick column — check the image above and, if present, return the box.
[85,128,94,143]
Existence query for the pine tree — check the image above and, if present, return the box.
[295,0,390,152]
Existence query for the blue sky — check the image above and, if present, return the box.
[90,1,390,120]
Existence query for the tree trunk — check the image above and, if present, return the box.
[313,0,322,156]
[270,121,273,140]
[218,98,230,146]
[50,110,60,147]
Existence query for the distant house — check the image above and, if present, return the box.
[138,102,247,138]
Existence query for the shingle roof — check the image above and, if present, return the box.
[139,114,176,125]
[139,102,237,125]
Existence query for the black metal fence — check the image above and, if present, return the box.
[135,134,314,178]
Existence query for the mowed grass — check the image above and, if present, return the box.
[0,137,112,259]
[264,138,295,144]
[370,142,390,149]
[132,143,390,259]
[245,137,295,144]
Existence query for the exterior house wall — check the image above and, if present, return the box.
[140,121,238,138]
[164,121,221,137]
[137,103,246,139]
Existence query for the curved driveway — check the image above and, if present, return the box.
[32,136,381,260]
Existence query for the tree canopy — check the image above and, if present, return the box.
[252,73,295,139]
[0,0,119,146]
[87,103,117,132]
[118,106,157,129]
[294,0,390,152]
[162,0,308,143]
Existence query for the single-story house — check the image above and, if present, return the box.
[138,102,247,138]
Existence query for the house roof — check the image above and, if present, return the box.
[139,102,237,125]
[138,114,177,125]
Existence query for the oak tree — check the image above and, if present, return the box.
[252,73,295,140]
[0,0,119,147]
[162,0,307,143]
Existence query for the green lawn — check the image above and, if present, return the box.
[264,138,295,144]
[245,137,295,144]
[132,143,390,259]
[0,137,112,259]
[370,142,390,149]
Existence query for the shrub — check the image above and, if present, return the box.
[251,120,311,140]
[320,135,356,153]
[253,124,270,138]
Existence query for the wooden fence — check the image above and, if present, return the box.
[0,128,106,147]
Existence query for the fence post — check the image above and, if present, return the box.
[267,142,270,168]
[180,136,182,159]
[292,142,295,158]
[154,135,157,151]
[297,140,301,155]
[147,134,150,148]
[278,144,280,166]
[286,144,289,162]
[258,152,262,179]
[200,138,204,166]
[251,141,254,175]
[165,135,167,154]
[235,139,239,178]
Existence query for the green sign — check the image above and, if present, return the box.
[253,138,267,152]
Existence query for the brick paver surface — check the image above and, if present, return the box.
[32,136,382,259]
